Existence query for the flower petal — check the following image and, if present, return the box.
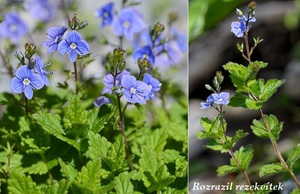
[30,74,44,90]
[11,77,23,93]
[58,40,71,55]
[76,39,89,55]
[15,65,32,79]
[121,75,136,89]
[24,85,33,99]
[66,30,82,43]
[69,50,77,63]
[135,81,150,96]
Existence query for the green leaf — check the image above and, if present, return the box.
[87,105,116,133]
[88,131,111,159]
[64,95,87,126]
[8,171,41,194]
[234,145,253,170]
[259,163,286,177]
[251,114,283,140]
[75,158,101,192]
[223,130,248,150]
[229,93,262,110]
[33,110,80,150]
[58,158,78,182]
[139,146,175,192]
[105,137,130,172]
[33,110,65,136]
[287,146,300,169]
[146,128,168,153]
[46,179,69,194]
[23,161,48,175]
[114,172,141,194]
[260,79,285,102]
[223,62,250,91]
[217,165,239,176]
[64,95,89,138]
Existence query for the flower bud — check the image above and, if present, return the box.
[168,11,178,24]
[235,8,243,17]
[138,58,151,74]
[78,20,88,30]
[14,51,25,64]
[205,84,214,91]
[24,43,36,59]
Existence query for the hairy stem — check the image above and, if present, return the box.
[259,108,300,190]
[73,61,78,94]
[219,138,253,194]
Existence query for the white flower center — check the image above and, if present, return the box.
[10,24,17,32]
[130,87,136,94]
[23,78,30,85]
[123,20,131,28]
[70,43,77,49]
[142,54,149,59]
[148,84,152,90]
[54,36,59,43]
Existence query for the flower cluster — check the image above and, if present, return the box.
[42,15,90,63]
[231,7,256,38]
[201,92,230,109]
[96,2,186,70]
[11,55,51,99]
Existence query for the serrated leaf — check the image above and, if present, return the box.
[260,79,285,102]
[33,110,65,136]
[200,117,212,131]
[251,114,283,140]
[114,172,141,194]
[229,93,262,110]
[146,128,167,153]
[23,161,48,175]
[75,158,101,192]
[58,158,78,182]
[64,95,89,138]
[217,165,239,176]
[33,110,80,150]
[46,179,69,194]
[8,171,41,194]
[223,62,250,91]
[139,146,162,174]
[259,163,286,177]
[64,95,87,126]
[105,137,130,172]
[88,131,111,159]
[204,139,224,152]
[87,105,116,133]
[287,146,300,169]
[234,145,253,170]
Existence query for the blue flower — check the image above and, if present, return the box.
[11,65,44,99]
[212,92,230,105]
[94,96,111,107]
[143,73,161,100]
[200,95,214,109]
[34,56,51,86]
[231,15,256,38]
[25,0,56,22]
[155,42,182,70]
[0,11,28,44]
[42,26,67,53]
[96,2,114,28]
[171,28,187,52]
[102,70,130,94]
[58,30,90,63]
[113,7,146,41]
[121,75,150,104]
[133,45,155,65]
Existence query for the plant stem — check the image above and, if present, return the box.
[73,61,78,94]
[259,108,300,190]
[219,138,253,194]
[116,95,133,170]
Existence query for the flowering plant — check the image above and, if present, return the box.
[0,0,187,193]
[198,2,300,193]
